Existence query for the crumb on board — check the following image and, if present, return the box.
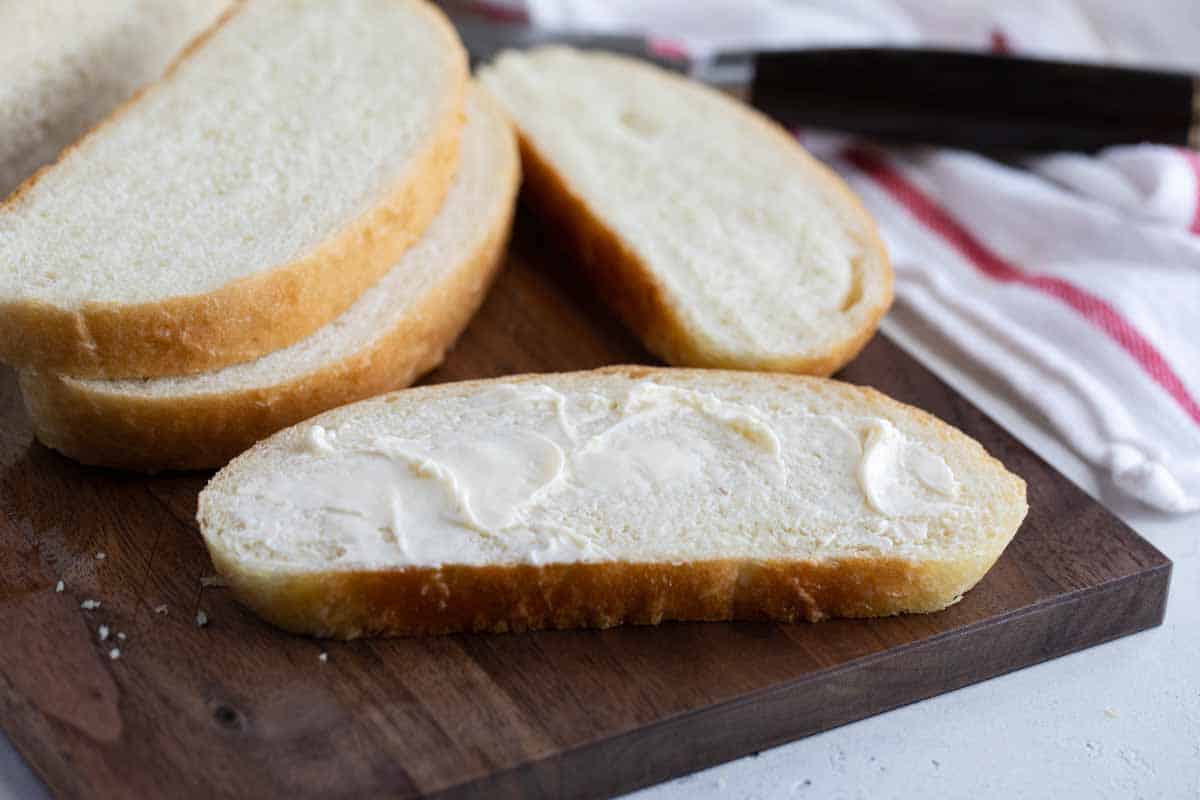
[55,580,64,593]
[319,652,328,663]
[117,632,126,641]
[81,599,101,610]
[98,625,110,641]
[195,610,209,628]
[154,604,168,615]
[95,552,106,561]
[109,648,120,660]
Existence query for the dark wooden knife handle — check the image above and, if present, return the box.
[750,48,1197,152]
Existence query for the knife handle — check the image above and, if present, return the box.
[749,48,1197,152]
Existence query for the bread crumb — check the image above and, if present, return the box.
[95,552,106,561]
[81,599,101,610]
[318,652,328,663]
[98,625,110,641]
[55,580,64,593]
[109,648,120,660]
[200,575,227,588]
[154,604,168,614]
[195,610,209,627]
[117,632,126,641]
[1104,707,1119,719]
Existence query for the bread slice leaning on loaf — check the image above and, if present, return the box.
[20,86,519,472]
[0,0,232,198]
[198,367,1027,638]
[0,0,467,379]
[479,47,892,376]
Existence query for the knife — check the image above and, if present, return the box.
[453,17,1199,153]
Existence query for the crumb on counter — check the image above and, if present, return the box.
[109,648,120,660]
[96,552,106,561]
[154,604,168,614]
[81,599,101,610]
[319,652,328,663]
[1105,707,1119,719]
[196,610,209,627]
[55,580,64,593]
[117,632,126,641]
[98,625,110,641]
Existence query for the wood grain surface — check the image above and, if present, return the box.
[0,214,1171,798]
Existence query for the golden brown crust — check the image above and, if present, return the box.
[19,118,519,471]
[209,551,1001,639]
[0,0,468,380]
[505,61,893,378]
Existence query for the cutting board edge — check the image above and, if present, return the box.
[430,558,1171,800]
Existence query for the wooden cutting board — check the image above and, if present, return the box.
[0,217,1171,799]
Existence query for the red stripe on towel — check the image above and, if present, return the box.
[844,145,1200,426]
[989,29,1013,54]
[649,37,689,60]
[467,1,529,23]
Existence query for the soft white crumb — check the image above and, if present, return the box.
[55,580,64,593]
[98,625,110,641]
[95,552,106,561]
[200,575,228,588]
[81,599,101,610]
[1104,707,1119,719]
[109,648,120,660]
[195,610,209,627]
[318,652,328,663]
[117,632,126,641]
[154,604,168,615]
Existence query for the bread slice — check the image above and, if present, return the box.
[197,367,1027,638]
[479,47,892,377]
[0,0,467,379]
[0,0,233,198]
[20,86,519,472]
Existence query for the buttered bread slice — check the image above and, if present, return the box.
[480,47,892,376]
[0,0,466,378]
[198,367,1027,638]
[21,86,518,471]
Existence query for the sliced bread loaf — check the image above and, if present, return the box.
[479,47,893,377]
[0,0,233,198]
[0,0,467,379]
[20,86,519,472]
[198,367,1027,638]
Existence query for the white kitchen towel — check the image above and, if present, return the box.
[473,0,1200,512]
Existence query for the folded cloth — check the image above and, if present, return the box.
[817,139,1200,512]
[478,0,1200,512]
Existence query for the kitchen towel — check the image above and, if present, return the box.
[475,0,1200,512]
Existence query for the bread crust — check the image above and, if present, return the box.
[198,365,1028,638]
[209,550,1001,639]
[0,0,468,379]
[19,94,519,472]
[499,54,893,377]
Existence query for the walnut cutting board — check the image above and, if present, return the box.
[0,215,1171,799]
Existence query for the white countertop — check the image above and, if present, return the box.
[2,313,1196,799]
